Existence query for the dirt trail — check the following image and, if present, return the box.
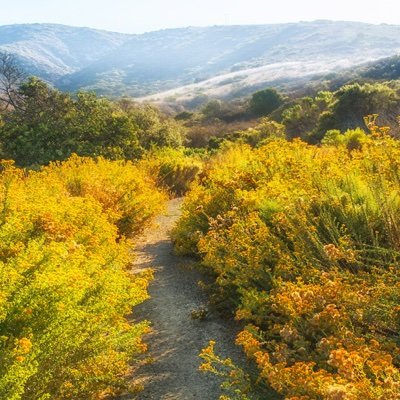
[129,198,244,399]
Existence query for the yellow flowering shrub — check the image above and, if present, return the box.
[175,125,400,398]
[139,147,204,197]
[0,156,164,399]
[41,154,166,236]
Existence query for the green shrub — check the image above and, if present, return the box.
[140,148,204,197]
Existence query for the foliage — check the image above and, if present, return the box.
[173,120,400,399]
[200,340,276,400]
[202,100,224,120]
[321,127,368,150]
[139,147,204,197]
[249,89,284,117]
[199,341,255,400]
[186,120,257,149]
[317,83,400,135]
[169,82,400,148]
[0,78,140,165]
[200,100,249,123]
[228,118,286,147]
[0,155,165,399]
[129,104,187,149]
[282,93,332,140]
[0,78,186,166]
[41,154,167,236]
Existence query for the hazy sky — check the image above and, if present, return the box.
[0,0,399,33]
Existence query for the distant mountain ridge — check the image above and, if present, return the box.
[1,21,400,98]
[0,23,131,80]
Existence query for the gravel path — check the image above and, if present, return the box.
[129,198,245,400]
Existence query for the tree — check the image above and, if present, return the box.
[0,52,25,111]
[130,105,187,149]
[249,88,284,117]
[71,91,141,159]
[317,83,400,135]
[282,92,332,141]
[0,79,140,165]
[0,77,187,166]
[0,77,77,165]
[201,100,223,120]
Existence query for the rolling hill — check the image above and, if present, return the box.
[0,23,130,81]
[1,21,400,99]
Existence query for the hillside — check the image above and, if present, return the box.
[2,21,400,98]
[0,23,130,80]
[58,20,400,98]
[357,54,400,80]
[278,53,400,98]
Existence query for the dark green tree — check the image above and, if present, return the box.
[249,88,284,117]
[0,76,189,166]
[0,77,76,165]
[0,79,142,165]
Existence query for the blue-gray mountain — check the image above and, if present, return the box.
[0,24,130,81]
[1,21,400,98]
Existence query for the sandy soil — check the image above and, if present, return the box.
[128,198,245,399]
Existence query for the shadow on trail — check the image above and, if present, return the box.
[125,199,246,400]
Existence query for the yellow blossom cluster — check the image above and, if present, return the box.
[175,128,400,398]
[0,156,165,399]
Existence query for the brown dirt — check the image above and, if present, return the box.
[128,198,245,399]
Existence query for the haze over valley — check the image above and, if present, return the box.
[2,20,400,100]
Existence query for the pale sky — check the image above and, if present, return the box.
[0,0,399,33]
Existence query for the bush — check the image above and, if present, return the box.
[0,78,187,166]
[282,93,332,140]
[173,131,400,398]
[249,88,284,117]
[321,127,368,150]
[139,148,204,197]
[0,156,165,399]
[41,154,166,236]
[230,118,286,146]
[317,83,400,134]
[130,105,187,149]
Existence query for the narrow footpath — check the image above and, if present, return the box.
[129,198,244,399]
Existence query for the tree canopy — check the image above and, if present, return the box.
[0,77,186,166]
[249,88,284,117]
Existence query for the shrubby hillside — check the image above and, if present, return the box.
[2,21,400,98]
[0,24,130,81]
[60,21,400,98]
[174,82,400,149]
